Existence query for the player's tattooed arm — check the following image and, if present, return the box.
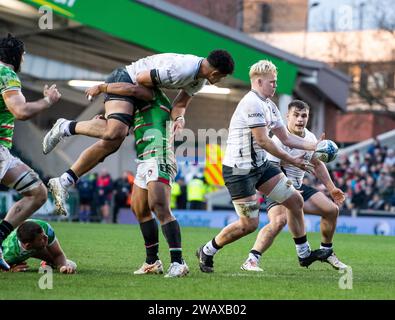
[170,90,192,134]
[85,82,154,101]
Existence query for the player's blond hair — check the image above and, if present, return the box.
[249,60,277,79]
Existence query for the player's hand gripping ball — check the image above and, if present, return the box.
[313,139,338,163]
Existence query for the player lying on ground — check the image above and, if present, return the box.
[2,219,76,274]
[42,50,234,216]
[0,34,61,270]
[241,100,348,272]
[196,60,332,273]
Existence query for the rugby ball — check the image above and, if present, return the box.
[313,139,338,163]
[60,259,77,274]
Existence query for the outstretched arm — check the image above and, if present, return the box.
[3,84,61,120]
[85,82,154,101]
[171,90,192,119]
[170,89,193,134]
[311,157,345,205]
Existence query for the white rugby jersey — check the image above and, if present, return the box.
[126,53,207,96]
[266,128,317,189]
[223,90,284,170]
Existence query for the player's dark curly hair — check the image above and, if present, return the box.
[207,49,234,75]
[288,99,310,111]
[17,221,43,244]
[0,33,25,73]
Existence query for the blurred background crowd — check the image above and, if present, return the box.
[50,137,394,223]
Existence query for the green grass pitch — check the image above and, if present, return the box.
[1,222,394,300]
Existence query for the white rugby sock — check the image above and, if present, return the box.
[203,240,218,256]
[60,120,72,136]
[296,241,311,259]
[248,252,260,263]
[60,172,75,188]
[320,244,333,250]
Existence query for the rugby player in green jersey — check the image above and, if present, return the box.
[3,219,76,274]
[0,34,61,271]
[131,89,188,277]
[89,85,188,277]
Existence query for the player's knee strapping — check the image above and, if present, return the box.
[7,170,41,193]
[233,201,260,218]
[97,113,130,162]
[107,113,133,128]
[98,146,121,163]
[267,175,295,203]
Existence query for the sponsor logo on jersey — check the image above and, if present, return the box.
[248,113,263,118]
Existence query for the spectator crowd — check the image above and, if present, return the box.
[30,139,395,223]
[306,138,395,214]
[71,167,212,223]
[74,169,134,223]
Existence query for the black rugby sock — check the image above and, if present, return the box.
[139,219,159,264]
[0,220,14,244]
[162,220,183,264]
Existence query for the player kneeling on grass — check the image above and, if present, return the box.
[241,100,348,272]
[2,219,76,274]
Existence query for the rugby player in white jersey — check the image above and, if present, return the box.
[241,99,348,272]
[196,60,333,273]
[42,50,234,216]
